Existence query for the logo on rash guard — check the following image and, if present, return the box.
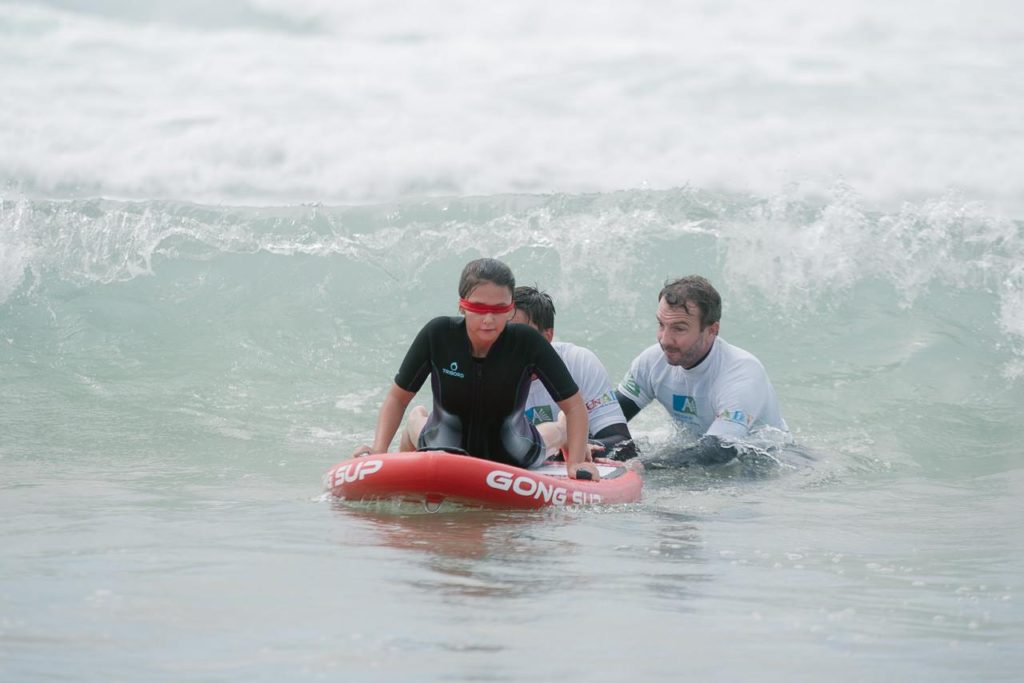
[621,375,641,397]
[526,405,554,424]
[442,361,465,379]
[585,391,617,411]
[672,394,698,416]
[717,409,751,426]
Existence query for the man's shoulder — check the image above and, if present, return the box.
[506,322,548,343]
[715,338,769,373]
[552,340,601,366]
[621,344,669,392]
[552,340,617,385]
[631,343,669,370]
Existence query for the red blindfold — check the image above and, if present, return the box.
[459,298,514,315]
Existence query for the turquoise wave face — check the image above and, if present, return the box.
[2,188,1022,481]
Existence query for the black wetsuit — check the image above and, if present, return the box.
[395,317,579,468]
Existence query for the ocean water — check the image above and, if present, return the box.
[2,1,1023,681]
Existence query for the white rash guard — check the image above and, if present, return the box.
[524,341,626,436]
[617,338,788,440]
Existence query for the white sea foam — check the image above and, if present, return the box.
[3,1,1022,214]
[722,185,1024,312]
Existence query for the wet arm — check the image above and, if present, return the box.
[646,435,739,468]
[590,422,639,461]
[371,383,416,453]
[557,393,600,480]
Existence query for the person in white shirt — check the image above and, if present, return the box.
[617,275,788,466]
[512,286,638,461]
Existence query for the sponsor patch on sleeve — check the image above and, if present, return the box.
[620,374,641,398]
[526,405,555,424]
[716,408,752,426]
[585,391,617,412]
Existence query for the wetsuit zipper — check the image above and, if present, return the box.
[468,358,483,454]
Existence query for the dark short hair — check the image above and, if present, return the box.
[659,275,721,328]
[458,258,516,299]
[513,286,555,330]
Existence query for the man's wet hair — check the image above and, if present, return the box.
[458,258,515,299]
[513,286,555,331]
[659,275,722,329]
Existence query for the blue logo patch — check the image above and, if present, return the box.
[672,394,698,416]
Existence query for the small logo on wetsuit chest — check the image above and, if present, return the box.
[442,361,466,379]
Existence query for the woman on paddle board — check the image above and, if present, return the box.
[353,258,599,480]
